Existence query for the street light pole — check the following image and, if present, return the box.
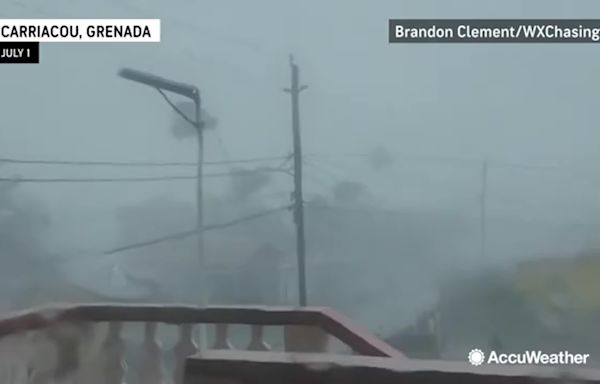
[118,68,207,347]
[191,91,208,349]
[193,93,207,321]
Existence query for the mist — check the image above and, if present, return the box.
[3,0,600,359]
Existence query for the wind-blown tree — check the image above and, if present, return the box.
[366,146,393,171]
[222,167,291,253]
[331,180,369,205]
[170,101,217,140]
[0,179,51,309]
[0,180,50,265]
[229,167,272,201]
[436,269,537,354]
[112,182,291,304]
[304,179,474,324]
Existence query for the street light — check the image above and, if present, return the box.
[117,67,208,347]
[118,68,199,103]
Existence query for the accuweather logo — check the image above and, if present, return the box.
[468,348,590,366]
[468,349,486,366]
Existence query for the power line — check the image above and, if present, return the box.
[306,151,482,168]
[0,155,290,167]
[0,175,199,183]
[303,172,335,191]
[0,167,291,184]
[0,151,575,172]
[5,151,598,181]
[103,205,291,255]
[0,151,472,169]
[303,159,347,182]
[305,201,464,219]
[306,201,594,226]
[307,151,600,175]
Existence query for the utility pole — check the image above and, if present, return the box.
[284,55,308,306]
[480,159,488,260]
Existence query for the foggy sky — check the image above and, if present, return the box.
[3,0,600,260]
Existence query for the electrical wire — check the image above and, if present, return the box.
[0,175,200,183]
[0,152,571,172]
[4,151,598,185]
[0,155,290,167]
[103,205,291,255]
[156,88,198,128]
[0,167,291,184]
[303,159,347,182]
[306,151,600,173]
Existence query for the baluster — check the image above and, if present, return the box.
[27,330,60,384]
[247,325,270,351]
[139,322,163,384]
[101,322,127,384]
[66,322,123,384]
[1,336,26,382]
[50,322,95,382]
[172,324,198,384]
[212,324,233,350]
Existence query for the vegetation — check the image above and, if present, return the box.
[0,178,52,309]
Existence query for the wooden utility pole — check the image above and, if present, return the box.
[284,55,308,306]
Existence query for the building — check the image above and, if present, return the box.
[515,251,600,312]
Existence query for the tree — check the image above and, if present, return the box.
[0,180,49,265]
[437,270,537,352]
[0,179,51,308]
[229,167,272,201]
[365,146,393,171]
[332,180,369,205]
[170,101,217,140]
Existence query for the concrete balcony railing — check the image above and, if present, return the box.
[0,304,402,383]
[2,303,600,384]
[185,350,600,384]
